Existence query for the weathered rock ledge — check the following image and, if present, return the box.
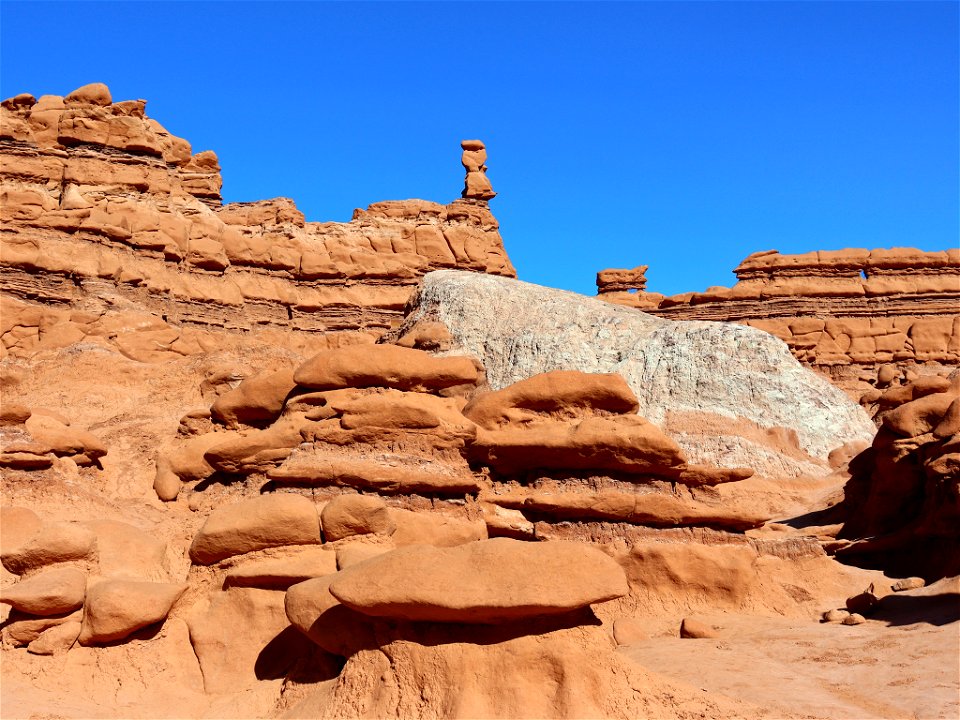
[598,249,960,394]
[1,84,514,362]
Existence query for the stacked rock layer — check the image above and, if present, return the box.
[1,84,514,363]
[598,249,960,394]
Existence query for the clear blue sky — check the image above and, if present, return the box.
[2,1,957,296]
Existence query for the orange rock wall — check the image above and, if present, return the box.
[599,249,960,389]
[0,86,514,361]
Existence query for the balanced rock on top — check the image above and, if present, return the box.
[460,139,496,201]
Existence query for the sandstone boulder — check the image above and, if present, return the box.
[884,391,957,438]
[1,521,97,574]
[328,538,629,623]
[293,344,478,393]
[2,609,82,647]
[335,391,473,431]
[154,431,232,500]
[189,493,321,565]
[680,617,720,639]
[78,579,186,645]
[892,577,926,592]
[821,609,850,623]
[335,541,396,570]
[202,419,305,475]
[320,494,395,542]
[462,370,639,429]
[469,415,685,476]
[23,414,107,465]
[0,403,30,425]
[210,367,296,427]
[64,82,112,106]
[26,620,81,655]
[0,566,86,615]
[612,617,647,645]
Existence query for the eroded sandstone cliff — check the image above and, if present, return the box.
[598,249,960,396]
[1,84,514,363]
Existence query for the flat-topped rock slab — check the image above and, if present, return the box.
[328,537,628,623]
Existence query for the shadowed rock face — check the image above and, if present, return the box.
[390,270,876,478]
[0,85,514,363]
[598,249,960,396]
[838,375,960,581]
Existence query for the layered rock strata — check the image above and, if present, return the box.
[597,249,960,393]
[1,84,514,362]
[147,343,766,536]
[389,270,876,480]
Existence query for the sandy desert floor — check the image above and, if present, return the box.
[623,580,959,720]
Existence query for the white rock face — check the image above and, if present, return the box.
[391,271,875,477]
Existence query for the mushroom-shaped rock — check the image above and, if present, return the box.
[65,82,112,106]
[189,494,321,565]
[1,521,97,574]
[78,579,186,645]
[210,368,296,427]
[0,566,86,616]
[293,344,478,393]
[328,538,629,623]
[463,370,639,429]
[321,495,395,542]
[469,415,685,475]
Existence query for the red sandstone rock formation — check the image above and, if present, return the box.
[460,139,496,200]
[598,249,960,395]
[149,344,767,535]
[1,84,514,362]
[3,84,958,720]
[836,374,960,580]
